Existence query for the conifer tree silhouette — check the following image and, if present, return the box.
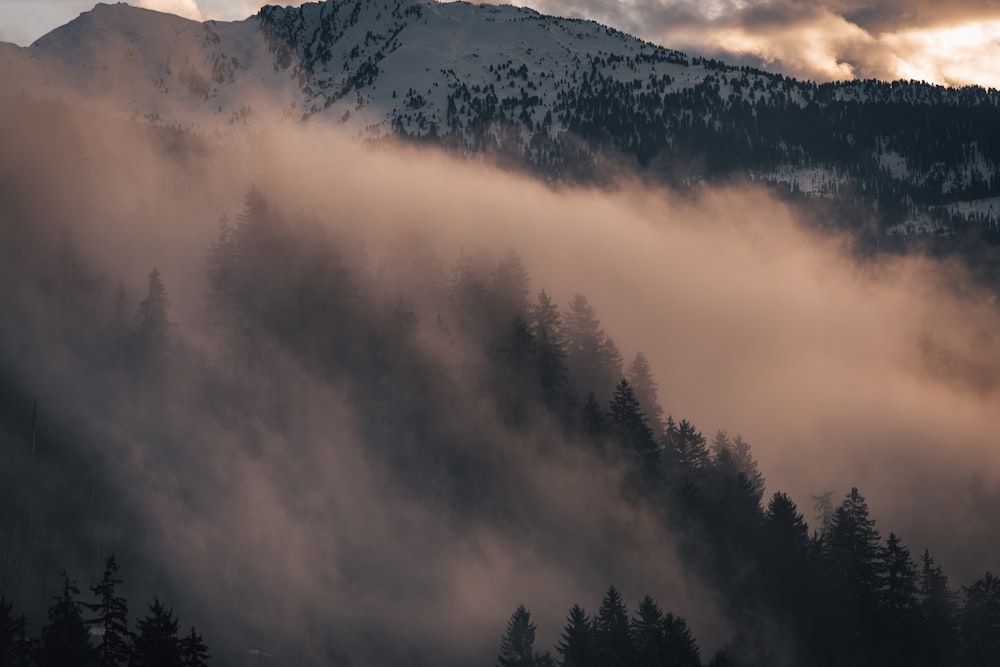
[132,599,181,667]
[37,570,94,667]
[88,555,131,667]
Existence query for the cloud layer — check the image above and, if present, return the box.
[4,1,1000,87]
[516,0,1000,86]
[3,45,1000,665]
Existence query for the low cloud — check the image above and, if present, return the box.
[235,124,1000,584]
[2,82,999,664]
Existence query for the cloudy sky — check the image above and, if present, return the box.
[2,0,999,86]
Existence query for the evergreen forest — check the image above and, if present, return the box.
[0,95,998,666]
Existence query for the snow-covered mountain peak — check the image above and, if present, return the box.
[32,2,198,51]
[11,0,701,138]
[3,0,1000,236]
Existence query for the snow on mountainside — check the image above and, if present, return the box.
[6,0,695,138]
[253,0,694,133]
[3,0,1000,240]
[12,3,297,129]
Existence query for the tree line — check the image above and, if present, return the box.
[202,186,1000,665]
[492,493,1000,666]
[0,556,208,666]
[1,162,998,665]
[196,187,1000,666]
[496,588,700,667]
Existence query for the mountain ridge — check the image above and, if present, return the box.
[3,0,1000,251]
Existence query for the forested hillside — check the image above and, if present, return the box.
[1,94,999,665]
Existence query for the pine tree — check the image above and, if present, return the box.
[527,290,575,424]
[205,210,261,379]
[673,476,706,528]
[536,325,575,424]
[703,431,764,554]
[730,435,764,500]
[882,533,918,612]
[37,570,94,667]
[811,491,835,539]
[238,185,270,232]
[179,627,209,667]
[827,488,883,604]
[557,604,594,667]
[765,492,809,552]
[581,392,605,438]
[135,268,170,365]
[597,337,623,394]
[497,315,538,426]
[132,599,181,667]
[88,555,130,667]
[825,488,883,660]
[229,185,283,335]
[919,550,958,666]
[529,290,562,342]
[206,214,238,317]
[233,185,282,287]
[711,432,764,503]
[594,587,633,667]
[491,249,531,322]
[607,379,659,484]
[0,595,31,667]
[497,606,544,667]
[879,533,920,666]
[761,491,825,652]
[959,572,1000,666]
[562,294,615,398]
[660,613,700,667]
[630,596,664,667]
[505,316,537,372]
[563,294,601,351]
[450,251,487,314]
[762,491,840,663]
[625,353,663,437]
[666,419,710,475]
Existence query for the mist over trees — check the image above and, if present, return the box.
[0,95,999,666]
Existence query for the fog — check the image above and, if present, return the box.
[1,90,998,665]
[231,125,1000,554]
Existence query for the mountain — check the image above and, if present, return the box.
[4,4,1000,666]
[4,0,1000,255]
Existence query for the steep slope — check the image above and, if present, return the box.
[16,2,297,130]
[4,0,1000,242]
